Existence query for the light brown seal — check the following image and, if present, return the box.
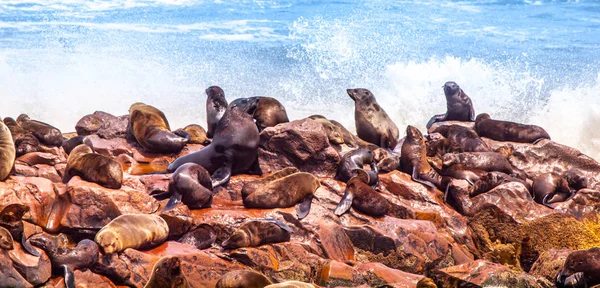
[474,113,550,143]
[16,114,63,146]
[162,163,213,212]
[144,256,191,288]
[0,226,13,250]
[253,96,289,131]
[0,120,15,181]
[3,117,40,156]
[426,81,475,129]
[128,102,189,153]
[216,270,272,288]
[63,144,123,189]
[241,167,300,199]
[94,214,169,254]
[205,86,228,138]
[334,169,390,217]
[400,125,442,188]
[221,218,293,249]
[173,124,210,145]
[308,115,345,145]
[347,88,399,149]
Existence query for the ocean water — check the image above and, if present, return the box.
[1,0,599,158]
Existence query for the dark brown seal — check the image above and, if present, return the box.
[0,204,39,256]
[168,97,262,188]
[3,117,40,156]
[471,171,532,197]
[347,88,399,149]
[532,173,574,208]
[442,152,526,179]
[221,218,293,249]
[432,124,490,152]
[253,96,289,131]
[474,113,550,143]
[334,169,390,217]
[0,121,15,181]
[206,86,228,138]
[426,81,475,129]
[377,155,401,173]
[308,115,345,145]
[61,135,86,155]
[556,247,600,288]
[63,144,123,189]
[16,114,63,146]
[173,124,210,145]
[144,256,191,288]
[162,163,213,212]
[30,234,99,288]
[441,164,487,185]
[216,270,272,288]
[242,172,320,219]
[562,168,588,191]
[400,125,442,188]
[241,167,300,199]
[177,224,217,250]
[426,138,463,158]
[128,102,189,153]
[336,148,378,186]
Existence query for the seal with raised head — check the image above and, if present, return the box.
[144,256,191,288]
[334,169,390,217]
[3,117,40,156]
[0,226,13,250]
[216,270,272,288]
[221,218,293,249]
[442,152,526,179]
[471,171,532,197]
[347,88,399,149]
[16,114,63,147]
[243,172,320,219]
[173,124,210,145]
[253,96,289,131]
[432,124,490,152]
[400,125,442,188]
[206,86,228,139]
[241,167,300,199]
[556,247,600,288]
[532,173,574,208]
[426,81,475,129]
[0,120,16,181]
[128,102,189,153]
[308,115,345,145]
[94,214,169,254]
[168,97,261,188]
[30,234,99,288]
[474,113,550,143]
[162,163,213,212]
[62,144,123,189]
[0,204,39,256]
[336,148,378,186]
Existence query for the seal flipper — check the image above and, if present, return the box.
[469,103,476,122]
[259,218,295,233]
[369,162,379,187]
[161,192,182,213]
[21,234,40,256]
[334,190,354,216]
[211,166,231,188]
[541,194,556,209]
[63,264,75,288]
[563,272,586,288]
[296,194,314,220]
[172,130,191,141]
[411,166,436,188]
[426,114,447,129]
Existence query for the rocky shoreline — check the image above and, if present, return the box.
[1,108,600,288]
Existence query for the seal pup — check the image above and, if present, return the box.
[3,117,40,156]
[471,171,532,197]
[128,102,189,153]
[216,270,272,288]
[336,148,378,186]
[177,224,217,250]
[474,113,550,143]
[253,96,289,131]
[168,97,261,188]
[441,164,487,185]
[0,204,39,256]
[30,234,99,288]
[221,218,293,249]
[347,88,399,149]
[442,152,526,179]
[532,173,574,208]
[144,256,191,288]
[16,114,63,147]
[377,155,401,173]
[94,214,169,254]
[162,163,213,212]
[308,115,345,145]
[432,124,490,152]
[173,124,210,145]
[243,172,320,219]
[0,226,14,250]
[426,138,463,158]
[334,169,390,217]
[329,119,378,149]
[206,86,228,138]
[400,125,442,188]
[426,81,475,129]
[62,144,123,189]
[556,247,600,288]
[241,167,300,199]
[0,120,16,181]
[61,135,86,155]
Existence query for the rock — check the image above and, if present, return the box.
[84,135,133,158]
[8,240,52,286]
[76,111,129,140]
[0,176,57,228]
[133,174,170,196]
[0,249,33,287]
[318,260,423,287]
[35,164,61,182]
[315,221,355,263]
[14,164,38,177]
[529,249,572,283]
[17,152,60,166]
[258,119,340,177]
[554,189,600,219]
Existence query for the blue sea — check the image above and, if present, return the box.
[1,0,599,157]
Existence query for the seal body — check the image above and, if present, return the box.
[168,97,261,188]
[556,247,600,288]
[400,125,442,188]
[347,88,399,149]
[162,163,213,212]
[95,214,169,254]
[426,81,475,129]
[174,124,210,145]
[308,116,344,145]
[144,256,191,288]
[441,164,486,185]
[221,219,293,249]
[3,117,40,156]
[177,224,217,250]
[432,124,489,152]
[426,138,463,158]
[472,171,531,197]
[253,96,289,131]
[63,144,123,189]
[0,204,39,256]
[0,226,13,250]
[216,270,272,288]
[334,169,389,217]
[16,114,63,147]
[532,173,574,208]
[336,148,378,185]
[206,86,228,138]
[475,113,550,143]
[241,167,300,199]
[442,152,525,179]
[0,121,16,181]
[129,102,189,153]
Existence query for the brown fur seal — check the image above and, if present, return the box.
[334,169,390,217]
[432,124,490,152]
[173,124,210,145]
[400,125,442,188]
[168,97,261,188]
[16,114,63,146]
[3,117,40,156]
[265,282,316,288]
[347,88,399,149]
[128,102,189,153]
[61,135,86,155]
[336,148,378,186]
[556,247,600,288]
[30,234,99,288]
[377,155,401,173]
[144,256,191,288]
[562,168,588,191]
[216,270,272,288]
[441,164,486,185]
[95,214,169,254]
[206,86,228,138]
[532,173,574,208]
[472,171,532,197]
[308,115,344,145]
[426,138,463,158]
[426,81,475,129]
[162,163,213,212]
[442,152,525,179]
[329,119,378,149]
[0,226,13,250]
[222,218,293,249]
[474,113,550,143]
[0,204,39,256]
[243,172,320,219]
[253,96,289,131]
[177,224,216,250]
[0,121,15,181]
[241,167,300,199]
[63,144,123,189]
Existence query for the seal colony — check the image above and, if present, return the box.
[0,82,596,287]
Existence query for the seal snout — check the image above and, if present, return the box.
[206,86,224,98]
[443,81,460,95]
[347,88,357,100]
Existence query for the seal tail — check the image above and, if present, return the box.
[296,194,314,220]
[21,234,40,257]
[334,190,354,216]
[63,264,75,288]
[161,193,183,213]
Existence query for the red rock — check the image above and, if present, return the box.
[429,260,551,287]
[0,176,56,227]
[315,221,355,263]
[35,164,62,182]
[15,164,38,177]
[355,262,422,286]
[8,240,52,286]
[17,152,60,166]
[0,249,33,287]
[529,249,572,283]
[554,189,600,219]
[134,174,170,195]
[85,135,133,158]
[54,163,67,178]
